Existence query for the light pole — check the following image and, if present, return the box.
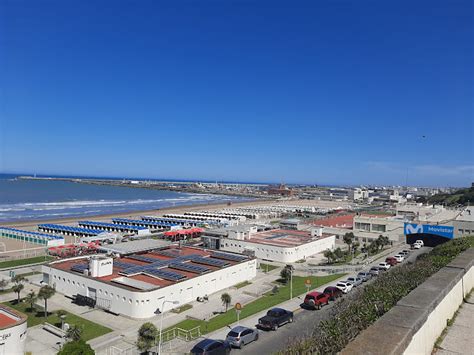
[157,300,179,355]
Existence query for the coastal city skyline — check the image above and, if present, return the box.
[2,1,473,186]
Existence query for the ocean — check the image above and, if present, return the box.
[0,174,250,223]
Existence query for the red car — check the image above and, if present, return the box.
[304,292,330,309]
[385,257,398,266]
[323,286,343,300]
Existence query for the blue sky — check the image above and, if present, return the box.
[1,0,473,186]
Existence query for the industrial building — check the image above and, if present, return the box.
[163,214,230,225]
[41,245,256,319]
[0,227,64,247]
[0,304,27,355]
[203,227,335,263]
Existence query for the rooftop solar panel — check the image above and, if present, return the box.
[71,264,89,273]
[113,261,137,269]
[169,262,210,274]
[189,256,230,267]
[145,268,186,281]
[211,251,248,262]
[119,266,147,276]
[127,255,159,263]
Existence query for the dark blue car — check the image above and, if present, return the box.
[190,339,231,354]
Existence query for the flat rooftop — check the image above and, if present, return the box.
[48,246,251,292]
[0,305,27,330]
[312,214,355,228]
[98,239,171,255]
[245,229,333,248]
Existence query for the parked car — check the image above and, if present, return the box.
[412,243,422,249]
[346,276,363,287]
[394,254,405,262]
[369,266,382,276]
[190,339,231,354]
[385,257,398,266]
[335,281,353,293]
[378,262,391,270]
[401,249,411,255]
[258,308,293,330]
[225,326,259,349]
[357,271,372,282]
[415,240,424,246]
[323,286,343,300]
[304,292,330,309]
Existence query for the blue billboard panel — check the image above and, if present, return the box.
[404,223,454,239]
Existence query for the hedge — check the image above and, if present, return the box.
[282,236,474,354]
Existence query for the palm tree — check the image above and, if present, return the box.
[66,325,83,342]
[280,267,291,284]
[38,285,56,318]
[221,293,232,312]
[25,290,37,312]
[12,283,24,304]
[343,232,354,253]
[137,322,158,353]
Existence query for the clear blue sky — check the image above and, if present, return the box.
[1,0,473,186]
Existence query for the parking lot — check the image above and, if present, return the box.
[182,246,429,354]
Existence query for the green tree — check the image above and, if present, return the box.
[280,267,291,284]
[57,339,94,355]
[25,290,37,312]
[343,232,354,253]
[323,249,334,264]
[221,293,232,312]
[136,322,158,353]
[352,242,360,254]
[12,283,24,303]
[66,325,83,342]
[38,285,55,317]
[0,279,8,291]
[333,247,344,260]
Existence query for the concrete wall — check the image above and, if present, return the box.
[219,236,336,263]
[42,258,257,319]
[342,248,474,355]
[0,313,27,355]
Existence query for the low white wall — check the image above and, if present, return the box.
[403,265,473,355]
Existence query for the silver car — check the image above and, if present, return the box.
[346,276,363,287]
[226,326,259,348]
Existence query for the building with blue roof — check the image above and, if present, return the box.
[77,221,149,235]
[112,218,176,230]
[1,227,65,246]
[38,224,101,238]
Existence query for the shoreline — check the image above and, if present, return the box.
[0,198,276,229]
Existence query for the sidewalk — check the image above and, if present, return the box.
[435,292,474,355]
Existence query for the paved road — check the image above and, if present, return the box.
[232,246,430,354]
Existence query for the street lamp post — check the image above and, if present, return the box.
[157,300,179,355]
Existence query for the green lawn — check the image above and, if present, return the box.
[3,300,112,341]
[259,263,279,272]
[0,256,54,270]
[234,281,252,289]
[163,274,345,336]
[18,271,42,278]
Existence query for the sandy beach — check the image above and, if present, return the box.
[0,198,277,230]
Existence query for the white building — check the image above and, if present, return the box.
[217,228,336,263]
[0,305,27,355]
[42,246,256,319]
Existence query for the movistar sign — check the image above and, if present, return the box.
[404,223,454,239]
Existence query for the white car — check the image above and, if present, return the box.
[412,243,422,249]
[415,240,424,246]
[394,254,405,262]
[336,281,353,293]
[378,262,391,270]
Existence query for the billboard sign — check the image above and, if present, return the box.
[404,223,454,239]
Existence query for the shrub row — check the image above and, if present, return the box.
[283,236,474,354]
